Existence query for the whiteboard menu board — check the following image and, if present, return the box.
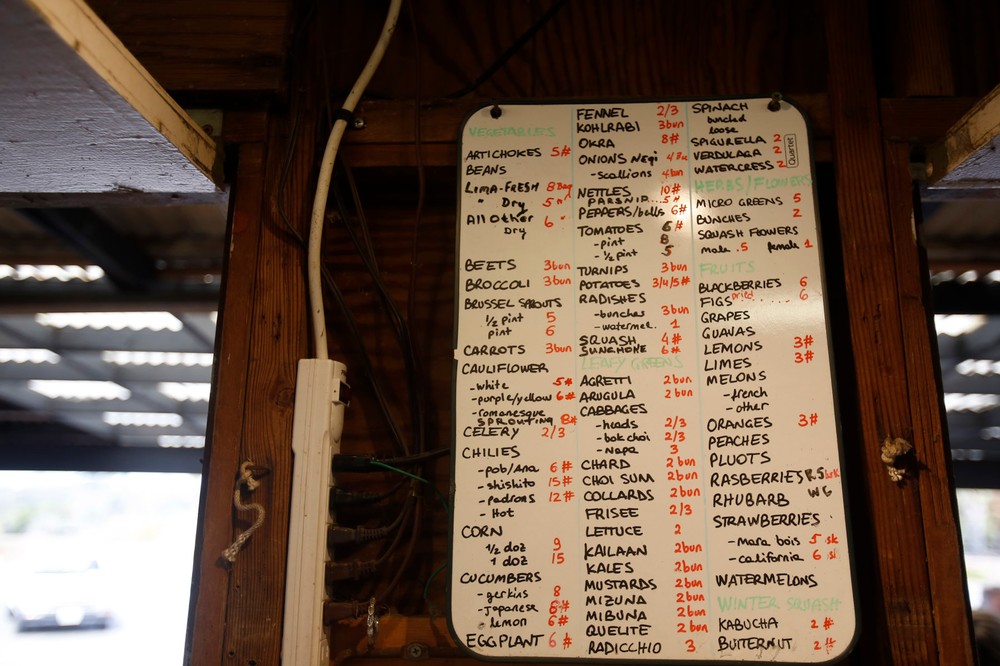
[450,98,856,663]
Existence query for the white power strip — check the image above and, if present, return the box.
[281,358,348,666]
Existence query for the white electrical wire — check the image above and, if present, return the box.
[307,0,403,360]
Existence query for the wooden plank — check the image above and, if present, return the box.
[945,0,1000,97]
[824,0,941,663]
[334,614,575,664]
[0,0,221,204]
[86,0,289,94]
[341,96,979,168]
[883,0,955,96]
[347,95,975,150]
[187,114,269,666]
[211,105,315,664]
[0,442,203,472]
[341,143,457,168]
[217,111,269,145]
[880,98,978,143]
[927,83,1000,189]
[323,1,829,100]
[341,95,833,166]
[884,140,976,666]
[349,94,833,144]
[26,0,220,184]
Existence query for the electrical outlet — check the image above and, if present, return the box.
[282,358,348,666]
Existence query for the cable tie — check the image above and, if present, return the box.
[332,108,355,124]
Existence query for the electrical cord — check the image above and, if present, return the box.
[376,488,423,602]
[326,467,447,615]
[307,0,402,360]
[331,478,408,507]
[273,0,316,244]
[304,1,456,617]
[444,0,568,99]
[371,460,450,515]
[336,164,425,455]
[423,561,448,614]
[332,448,448,472]
[281,157,416,458]
[268,0,436,632]
[404,0,429,464]
[330,457,448,609]
[310,164,431,459]
[324,599,365,622]
[329,494,410,546]
[320,262,410,455]
[273,199,415,458]
[323,498,419,622]
[332,173,412,366]
[327,492,415,581]
[382,448,449,466]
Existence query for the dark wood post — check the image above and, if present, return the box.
[825,0,974,663]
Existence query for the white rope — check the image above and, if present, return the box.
[221,461,266,564]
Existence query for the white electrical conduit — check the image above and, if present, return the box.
[284,10,403,665]
[307,0,403,360]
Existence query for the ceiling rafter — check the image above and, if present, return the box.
[16,208,157,292]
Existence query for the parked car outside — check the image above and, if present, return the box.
[7,559,114,631]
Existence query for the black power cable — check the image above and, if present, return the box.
[444,0,569,99]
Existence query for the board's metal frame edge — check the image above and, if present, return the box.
[449,100,498,660]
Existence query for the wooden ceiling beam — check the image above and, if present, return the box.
[0,441,204,473]
[16,208,157,292]
[0,0,223,204]
[87,0,290,96]
[338,95,976,167]
[927,83,1000,191]
[0,289,220,315]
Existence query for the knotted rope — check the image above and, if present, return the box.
[221,461,266,563]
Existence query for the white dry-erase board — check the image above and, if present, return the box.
[449,98,857,663]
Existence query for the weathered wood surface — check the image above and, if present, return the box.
[886,140,976,665]
[85,0,1000,102]
[188,106,314,665]
[0,0,221,203]
[340,95,979,168]
[323,0,828,101]
[187,1,979,664]
[927,83,1000,190]
[947,0,1000,96]
[879,0,955,97]
[187,112,270,665]
[824,0,973,664]
[87,0,290,95]
[880,98,977,143]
